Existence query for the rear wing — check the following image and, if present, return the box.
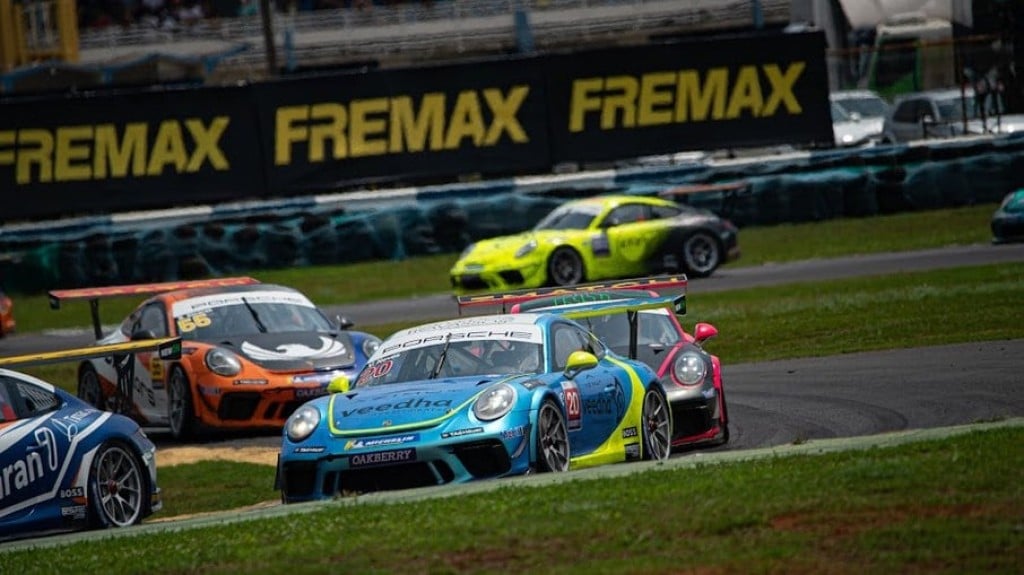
[455,275,687,316]
[48,277,260,340]
[0,337,182,369]
[0,337,182,416]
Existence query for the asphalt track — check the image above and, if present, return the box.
[1,242,1022,550]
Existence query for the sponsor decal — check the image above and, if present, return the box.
[292,372,342,385]
[0,117,231,184]
[340,398,452,418]
[590,233,610,257]
[380,329,539,356]
[172,291,315,316]
[622,426,638,439]
[441,427,484,439]
[294,446,326,454]
[59,486,86,498]
[348,448,416,468]
[51,409,92,441]
[583,395,614,416]
[295,387,327,399]
[233,378,269,386]
[242,337,347,361]
[625,444,641,460]
[0,427,58,504]
[501,425,528,440]
[344,434,419,450]
[274,86,530,165]
[60,505,88,519]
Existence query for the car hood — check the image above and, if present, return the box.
[328,376,514,433]
[212,331,357,371]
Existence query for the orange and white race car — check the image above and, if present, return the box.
[50,277,381,439]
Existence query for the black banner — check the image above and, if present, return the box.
[0,86,264,221]
[0,31,832,223]
[253,57,552,193]
[544,31,833,161]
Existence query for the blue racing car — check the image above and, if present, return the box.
[0,338,176,541]
[276,313,672,501]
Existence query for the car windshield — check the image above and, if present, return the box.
[172,294,333,340]
[831,102,851,122]
[936,95,978,121]
[355,339,545,386]
[835,96,888,118]
[534,204,600,231]
[1003,192,1024,214]
[575,309,681,357]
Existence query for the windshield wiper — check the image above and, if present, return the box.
[241,297,268,333]
[429,333,453,379]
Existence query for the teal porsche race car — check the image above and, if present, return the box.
[449,194,739,294]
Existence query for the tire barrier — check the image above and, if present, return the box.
[2,136,1023,294]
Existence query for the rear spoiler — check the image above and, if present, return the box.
[0,337,182,415]
[455,275,687,316]
[0,337,182,369]
[48,277,260,340]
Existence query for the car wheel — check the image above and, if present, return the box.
[88,441,147,529]
[641,386,671,461]
[681,231,722,278]
[547,246,585,287]
[78,364,105,409]
[167,365,197,440]
[535,399,570,472]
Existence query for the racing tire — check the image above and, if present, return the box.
[167,365,198,440]
[641,386,672,461]
[681,231,722,278]
[534,399,570,473]
[547,246,585,287]
[88,441,148,529]
[78,364,105,410]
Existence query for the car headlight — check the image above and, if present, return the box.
[514,239,537,258]
[362,336,381,357]
[472,383,517,421]
[672,352,708,386]
[286,405,321,442]
[205,347,242,376]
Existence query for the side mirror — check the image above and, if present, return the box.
[335,315,355,330]
[563,350,599,379]
[693,322,718,345]
[327,375,350,394]
[131,329,158,341]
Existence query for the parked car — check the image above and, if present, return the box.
[991,189,1024,244]
[0,339,175,542]
[49,277,381,439]
[458,275,728,450]
[0,290,13,338]
[276,312,672,502]
[829,90,889,147]
[449,194,740,294]
[881,87,1024,143]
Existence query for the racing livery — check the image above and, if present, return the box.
[49,277,381,439]
[449,194,739,294]
[459,276,728,449]
[277,313,672,502]
[0,339,172,541]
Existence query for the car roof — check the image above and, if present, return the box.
[569,194,674,208]
[830,90,884,100]
[148,283,303,304]
[893,87,973,103]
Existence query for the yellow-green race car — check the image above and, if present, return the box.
[450,195,740,294]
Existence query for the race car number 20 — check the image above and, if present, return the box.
[561,380,582,430]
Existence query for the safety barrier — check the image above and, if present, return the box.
[1,133,1021,294]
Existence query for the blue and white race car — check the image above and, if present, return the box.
[0,338,175,541]
[277,313,672,501]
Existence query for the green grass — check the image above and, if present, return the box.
[2,426,1021,573]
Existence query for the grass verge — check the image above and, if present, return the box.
[2,424,1021,573]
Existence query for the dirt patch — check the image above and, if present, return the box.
[158,445,279,468]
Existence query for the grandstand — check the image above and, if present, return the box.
[2,0,790,91]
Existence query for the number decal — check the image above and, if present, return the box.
[176,312,212,333]
[561,380,582,430]
[149,356,164,381]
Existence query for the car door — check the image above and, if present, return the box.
[126,302,171,424]
[549,322,620,454]
[891,98,923,141]
[590,203,662,279]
